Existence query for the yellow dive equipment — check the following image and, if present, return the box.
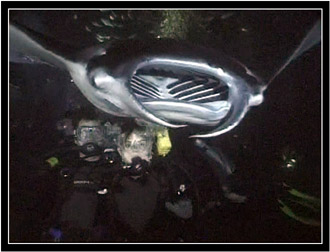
[156,127,172,157]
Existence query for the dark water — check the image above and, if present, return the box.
[9,10,321,243]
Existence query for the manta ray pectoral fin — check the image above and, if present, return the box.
[267,19,321,86]
[9,24,70,69]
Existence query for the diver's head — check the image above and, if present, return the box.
[72,107,106,147]
[118,126,155,165]
[74,119,108,161]
[74,119,105,146]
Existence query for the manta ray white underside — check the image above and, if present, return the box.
[9,18,320,138]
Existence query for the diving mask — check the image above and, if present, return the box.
[118,127,155,164]
[74,120,106,147]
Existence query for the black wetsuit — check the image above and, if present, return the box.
[42,146,124,242]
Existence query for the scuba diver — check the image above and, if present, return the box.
[42,107,251,242]
[42,107,196,242]
[42,108,122,241]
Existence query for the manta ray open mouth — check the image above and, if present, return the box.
[9,13,320,138]
[130,63,231,126]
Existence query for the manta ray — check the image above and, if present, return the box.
[9,16,321,138]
